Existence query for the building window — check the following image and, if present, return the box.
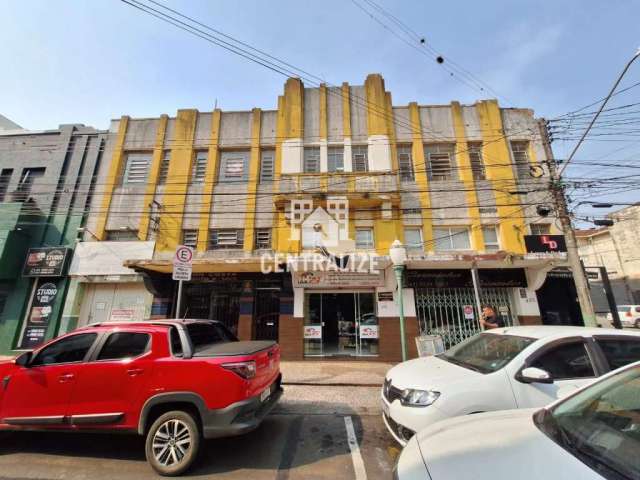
[14,167,45,202]
[218,151,248,182]
[303,147,320,173]
[0,168,13,202]
[255,229,271,249]
[122,153,151,184]
[352,145,368,172]
[398,145,414,182]
[425,144,455,181]
[482,226,500,251]
[191,151,208,184]
[208,229,244,249]
[433,227,470,251]
[511,141,530,179]
[260,150,274,182]
[469,143,485,180]
[355,228,374,249]
[157,150,170,185]
[530,223,551,235]
[105,229,139,241]
[182,230,198,249]
[328,147,344,173]
[404,228,423,251]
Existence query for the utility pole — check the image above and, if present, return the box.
[539,120,597,327]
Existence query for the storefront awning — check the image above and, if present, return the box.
[124,258,266,274]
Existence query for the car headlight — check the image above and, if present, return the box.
[401,389,440,407]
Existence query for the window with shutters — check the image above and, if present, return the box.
[208,229,244,249]
[218,151,248,182]
[468,143,485,180]
[157,150,170,185]
[105,230,139,241]
[182,230,198,249]
[352,145,368,172]
[398,145,414,182]
[425,144,455,181]
[122,153,151,184]
[530,223,551,235]
[191,151,208,184]
[355,228,374,249]
[328,147,344,173]
[482,226,500,251]
[511,141,530,179]
[404,228,423,251]
[255,229,271,249]
[433,227,470,251]
[260,150,274,182]
[14,167,45,202]
[303,147,320,173]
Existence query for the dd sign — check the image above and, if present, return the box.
[172,245,193,281]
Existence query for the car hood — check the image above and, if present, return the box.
[386,356,481,390]
[416,409,600,480]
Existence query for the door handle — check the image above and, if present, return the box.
[127,368,144,376]
[58,373,75,382]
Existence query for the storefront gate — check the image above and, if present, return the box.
[414,287,515,349]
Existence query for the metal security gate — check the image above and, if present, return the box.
[415,287,515,349]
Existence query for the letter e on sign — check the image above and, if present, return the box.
[174,245,194,266]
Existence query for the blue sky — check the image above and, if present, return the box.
[2,0,639,216]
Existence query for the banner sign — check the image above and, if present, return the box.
[303,325,322,339]
[359,325,379,339]
[18,281,58,349]
[524,235,567,253]
[23,247,70,277]
[293,270,385,288]
[406,268,527,289]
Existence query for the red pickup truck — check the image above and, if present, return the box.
[0,319,282,476]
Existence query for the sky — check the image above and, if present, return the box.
[1,0,639,220]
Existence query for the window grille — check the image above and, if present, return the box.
[352,145,369,172]
[122,153,151,184]
[260,150,275,182]
[255,229,271,249]
[303,147,320,173]
[398,145,414,182]
[208,229,244,249]
[328,147,344,173]
[191,152,208,184]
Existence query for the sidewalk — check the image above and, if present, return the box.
[281,360,393,386]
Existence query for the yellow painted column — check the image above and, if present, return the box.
[364,74,387,136]
[451,102,484,251]
[283,77,304,139]
[273,95,289,254]
[156,109,198,252]
[342,82,351,138]
[409,103,434,251]
[319,83,328,191]
[95,115,129,240]
[476,100,526,253]
[243,108,262,252]
[138,114,168,241]
[196,109,221,252]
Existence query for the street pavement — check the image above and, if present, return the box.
[0,383,399,480]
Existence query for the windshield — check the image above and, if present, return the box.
[186,323,237,353]
[536,365,640,480]
[439,333,535,374]
[618,306,631,313]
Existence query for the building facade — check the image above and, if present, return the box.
[69,74,569,361]
[0,123,106,355]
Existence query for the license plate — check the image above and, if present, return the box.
[260,385,272,402]
[382,400,390,416]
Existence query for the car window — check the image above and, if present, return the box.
[186,322,237,353]
[531,342,595,380]
[597,338,640,371]
[96,332,150,361]
[618,306,631,313]
[170,327,183,357]
[31,333,97,366]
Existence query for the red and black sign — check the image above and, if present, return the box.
[524,235,567,253]
[18,280,59,349]
[22,247,70,277]
[406,268,527,289]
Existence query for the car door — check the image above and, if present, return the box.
[510,338,600,408]
[1,333,98,424]
[66,330,154,426]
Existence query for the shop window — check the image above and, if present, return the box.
[182,230,198,249]
[404,228,423,251]
[97,333,150,361]
[122,153,151,184]
[482,226,500,251]
[157,150,170,185]
[530,223,551,235]
[105,229,139,241]
[328,147,344,173]
[425,144,456,181]
[398,145,414,182]
[260,150,274,182]
[255,229,271,249]
[352,145,368,172]
[208,229,244,249]
[303,147,320,173]
[469,142,485,180]
[191,151,208,184]
[511,141,530,179]
[0,168,13,202]
[218,151,249,182]
[355,228,374,249]
[434,227,470,251]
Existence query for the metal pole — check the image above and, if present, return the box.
[471,266,484,330]
[394,265,407,362]
[176,279,183,319]
[599,266,622,329]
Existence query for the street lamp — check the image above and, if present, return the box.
[390,239,408,362]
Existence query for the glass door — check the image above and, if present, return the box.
[355,292,378,356]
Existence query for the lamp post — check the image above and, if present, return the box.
[390,240,408,362]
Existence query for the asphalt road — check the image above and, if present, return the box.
[0,386,400,480]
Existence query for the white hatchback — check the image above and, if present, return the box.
[382,325,640,445]
[607,305,640,328]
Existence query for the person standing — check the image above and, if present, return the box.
[480,305,503,329]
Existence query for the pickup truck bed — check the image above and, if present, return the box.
[193,340,277,357]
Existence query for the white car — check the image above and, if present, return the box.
[394,360,640,480]
[607,305,640,328]
[382,326,640,445]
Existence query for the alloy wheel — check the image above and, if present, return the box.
[152,419,192,467]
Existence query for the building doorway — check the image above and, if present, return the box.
[254,288,280,341]
[536,270,583,326]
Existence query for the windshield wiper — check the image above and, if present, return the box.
[440,355,486,373]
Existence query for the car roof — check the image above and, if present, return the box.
[78,318,222,331]
[484,325,640,340]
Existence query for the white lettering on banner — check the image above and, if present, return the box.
[359,325,379,339]
[303,325,322,339]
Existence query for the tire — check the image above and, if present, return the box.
[145,410,201,476]
[635,319,640,329]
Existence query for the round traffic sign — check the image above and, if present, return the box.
[175,245,193,264]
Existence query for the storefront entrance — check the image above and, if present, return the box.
[304,292,378,357]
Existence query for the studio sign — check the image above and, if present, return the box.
[23,247,70,277]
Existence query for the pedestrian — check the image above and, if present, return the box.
[480,305,502,329]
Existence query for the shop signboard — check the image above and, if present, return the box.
[303,325,322,339]
[359,324,379,339]
[22,247,70,277]
[293,270,385,288]
[406,269,527,289]
[109,309,135,322]
[18,281,58,348]
[172,245,193,281]
[524,235,567,253]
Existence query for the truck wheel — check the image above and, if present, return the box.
[145,410,201,476]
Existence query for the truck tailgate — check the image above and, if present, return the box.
[193,340,276,357]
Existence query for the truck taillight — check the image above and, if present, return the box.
[222,361,256,379]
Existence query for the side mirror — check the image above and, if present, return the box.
[14,351,32,367]
[518,366,553,384]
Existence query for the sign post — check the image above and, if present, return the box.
[173,245,193,318]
